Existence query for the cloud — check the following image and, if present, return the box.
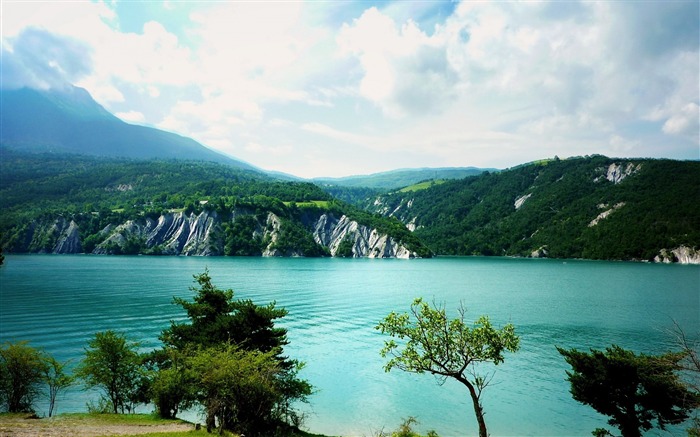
[115,110,146,124]
[1,28,92,90]
[337,7,457,117]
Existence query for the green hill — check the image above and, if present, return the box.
[0,149,429,258]
[369,156,700,262]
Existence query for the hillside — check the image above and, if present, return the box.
[313,167,491,190]
[369,156,700,263]
[0,86,256,170]
[0,149,429,258]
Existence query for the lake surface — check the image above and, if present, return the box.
[0,255,698,436]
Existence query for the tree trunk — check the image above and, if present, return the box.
[461,378,488,437]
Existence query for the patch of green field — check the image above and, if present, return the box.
[283,200,330,208]
[398,180,446,193]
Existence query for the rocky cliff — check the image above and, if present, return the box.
[22,209,422,258]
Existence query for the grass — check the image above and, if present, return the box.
[0,412,339,437]
[398,180,446,193]
[283,200,331,208]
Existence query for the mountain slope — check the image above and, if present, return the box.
[313,167,492,190]
[369,156,700,262]
[0,86,256,170]
[0,150,430,258]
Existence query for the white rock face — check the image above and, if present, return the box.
[514,193,532,210]
[95,211,222,255]
[654,246,700,264]
[588,202,625,227]
[52,219,82,254]
[605,163,641,184]
[32,209,422,258]
[312,213,417,258]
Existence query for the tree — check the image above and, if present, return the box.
[558,345,700,437]
[154,270,312,432]
[160,269,288,356]
[376,298,520,437]
[0,341,47,413]
[186,345,281,436]
[76,330,143,414]
[43,356,74,417]
[666,321,700,437]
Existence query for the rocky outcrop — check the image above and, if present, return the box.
[53,219,82,254]
[514,193,532,210]
[94,211,222,255]
[595,162,642,184]
[20,209,421,258]
[312,213,418,258]
[654,246,700,264]
[588,203,625,227]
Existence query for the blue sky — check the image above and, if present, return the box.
[2,0,698,178]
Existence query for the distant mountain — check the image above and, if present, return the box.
[313,167,493,190]
[368,156,700,263]
[0,86,257,171]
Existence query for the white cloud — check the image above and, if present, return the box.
[115,110,146,123]
[2,1,697,176]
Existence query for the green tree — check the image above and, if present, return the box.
[145,347,196,420]
[187,345,281,436]
[558,345,700,437]
[43,356,74,417]
[376,298,519,437]
[76,330,143,414]
[0,341,47,413]
[155,270,312,431]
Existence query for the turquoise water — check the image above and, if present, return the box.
[0,255,698,436]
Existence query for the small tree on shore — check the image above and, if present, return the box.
[558,345,700,437]
[0,341,47,413]
[76,330,143,414]
[376,298,520,437]
[43,356,74,417]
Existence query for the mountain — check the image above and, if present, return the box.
[313,167,493,190]
[0,150,430,258]
[0,86,257,170]
[368,156,700,263]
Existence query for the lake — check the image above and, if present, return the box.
[0,255,698,436]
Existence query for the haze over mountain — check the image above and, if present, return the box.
[1,85,495,186]
[0,85,258,171]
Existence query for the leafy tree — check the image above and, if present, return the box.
[376,298,520,437]
[187,345,281,435]
[161,269,289,357]
[76,330,143,414]
[558,345,700,437]
[143,347,195,420]
[155,270,312,431]
[43,356,74,417]
[0,341,47,413]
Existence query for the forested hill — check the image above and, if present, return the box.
[368,156,700,263]
[0,149,429,258]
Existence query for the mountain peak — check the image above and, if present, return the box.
[1,85,256,171]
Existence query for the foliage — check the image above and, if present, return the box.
[0,149,430,258]
[42,356,74,417]
[0,341,47,413]
[186,345,281,435]
[375,416,439,437]
[155,270,312,433]
[558,345,700,437]
[369,156,700,261]
[376,298,519,437]
[76,330,144,414]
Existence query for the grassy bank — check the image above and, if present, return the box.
[0,412,336,437]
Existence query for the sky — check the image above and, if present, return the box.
[2,0,698,178]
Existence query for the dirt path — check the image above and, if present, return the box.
[0,414,194,437]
